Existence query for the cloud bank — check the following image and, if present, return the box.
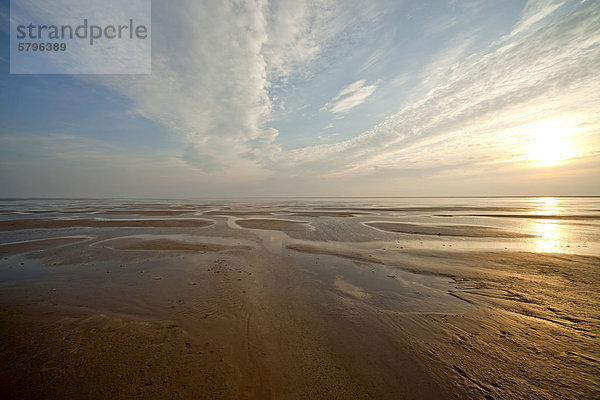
[93,0,371,176]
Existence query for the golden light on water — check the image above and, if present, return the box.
[534,221,564,253]
[533,197,560,215]
[532,197,565,252]
[525,121,576,167]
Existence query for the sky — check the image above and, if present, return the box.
[0,0,599,198]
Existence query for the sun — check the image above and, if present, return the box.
[525,121,576,166]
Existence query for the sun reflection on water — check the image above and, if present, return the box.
[531,197,566,252]
[533,197,561,215]
[534,221,564,252]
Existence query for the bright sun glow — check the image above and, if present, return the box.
[525,121,577,166]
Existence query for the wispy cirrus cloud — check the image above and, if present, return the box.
[275,0,600,178]
[509,0,565,37]
[320,79,378,115]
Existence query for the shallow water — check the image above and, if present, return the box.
[1,197,599,255]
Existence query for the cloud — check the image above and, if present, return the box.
[320,79,378,114]
[509,0,565,37]
[275,0,600,177]
[45,0,597,187]
[77,0,381,175]
[389,74,409,88]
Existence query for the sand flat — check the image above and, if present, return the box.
[204,210,275,216]
[0,218,214,231]
[365,221,536,238]
[235,218,309,231]
[0,236,90,256]
[318,206,532,212]
[100,210,196,216]
[287,211,363,217]
[0,245,450,400]
[287,243,383,264]
[107,238,253,252]
[0,198,598,399]
[442,213,600,220]
[2,245,597,399]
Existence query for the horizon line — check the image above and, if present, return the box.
[1,195,599,201]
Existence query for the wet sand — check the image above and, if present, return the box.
[0,198,599,399]
[440,214,600,220]
[0,236,90,256]
[204,211,276,216]
[0,218,214,231]
[365,222,536,238]
[234,218,310,231]
[105,238,253,252]
[287,211,364,217]
[98,210,197,216]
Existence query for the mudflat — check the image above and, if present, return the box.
[0,198,598,399]
[0,218,214,231]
